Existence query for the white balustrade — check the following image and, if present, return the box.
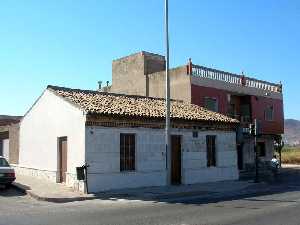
[191,65,281,93]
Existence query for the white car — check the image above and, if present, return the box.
[0,156,15,188]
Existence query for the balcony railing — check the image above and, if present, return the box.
[187,62,282,93]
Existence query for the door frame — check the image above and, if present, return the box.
[57,136,68,183]
[171,135,182,185]
[237,143,244,170]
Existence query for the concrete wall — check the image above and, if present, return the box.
[181,130,238,184]
[85,126,238,192]
[8,123,20,164]
[110,51,165,96]
[242,136,274,167]
[18,89,86,190]
[2,139,9,161]
[0,131,9,157]
[148,66,191,102]
[85,126,167,192]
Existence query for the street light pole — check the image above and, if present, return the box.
[164,0,171,185]
[254,118,259,183]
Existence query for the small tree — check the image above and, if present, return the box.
[274,135,284,167]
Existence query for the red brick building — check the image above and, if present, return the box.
[105,51,284,174]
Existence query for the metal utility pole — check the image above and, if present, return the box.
[254,119,259,183]
[164,0,171,185]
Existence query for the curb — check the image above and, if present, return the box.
[12,182,98,203]
[11,181,276,204]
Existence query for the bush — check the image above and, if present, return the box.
[281,147,300,164]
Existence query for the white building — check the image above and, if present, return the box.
[16,85,239,193]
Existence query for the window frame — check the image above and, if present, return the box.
[206,135,217,167]
[192,131,198,138]
[264,105,274,121]
[204,97,218,112]
[120,133,136,172]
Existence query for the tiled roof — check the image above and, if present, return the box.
[48,85,239,124]
[0,115,22,126]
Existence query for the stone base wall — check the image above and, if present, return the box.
[13,165,85,193]
[182,166,239,185]
[13,165,57,183]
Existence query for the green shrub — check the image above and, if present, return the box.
[281,147,300,164]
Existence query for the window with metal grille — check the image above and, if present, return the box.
[192,131,198,138]
[206,135,216,167]
[264,105,274,121]
[204,97,218,112]
[120,134,135,171]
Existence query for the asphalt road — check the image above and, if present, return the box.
[1,168,300,225]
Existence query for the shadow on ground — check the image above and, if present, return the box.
[4,167,300,205]
[0,185,26,197]
[87,167,300,206]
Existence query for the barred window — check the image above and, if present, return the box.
[206,135,216,167]
[264,105,274,121]
[204,97,218,112]
[120,134,135,171]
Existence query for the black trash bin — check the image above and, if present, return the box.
[76,166,85,180]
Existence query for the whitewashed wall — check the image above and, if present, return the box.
[2,139,9,161]
[181,131,238,184]
[85,127,167,192]
[85,126,238,192]
[19,89,86,189]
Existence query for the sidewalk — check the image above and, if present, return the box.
[13,175,96,203]
[282,164,300,168]
[13,174,261,203]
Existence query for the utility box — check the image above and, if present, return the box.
[76,167,85,180]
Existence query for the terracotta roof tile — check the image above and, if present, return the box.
[48,85,239,124]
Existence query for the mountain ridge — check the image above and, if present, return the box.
[284,119,300,146]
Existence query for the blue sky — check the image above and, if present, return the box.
[0,0,299,119]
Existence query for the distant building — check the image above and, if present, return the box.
[105,51,284,173]
[0,115,22,163]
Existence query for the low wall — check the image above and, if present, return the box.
[88,171,167,192]
[12,165,85,192]
[182,166,239,184]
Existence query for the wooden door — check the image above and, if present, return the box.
[58,137,67,183]
[171,135,181,185]
[237,144,244,170]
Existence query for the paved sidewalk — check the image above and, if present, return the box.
[282,164,300,168]
[12,174,261,203]
[13,175,96,202]
[105,180,254,200]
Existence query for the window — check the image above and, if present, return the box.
[204,97,218,112]
[264,105,274,121]
[120,134,135,171]
[206,135,216,167]
[257,142,266,157]
[192,131,198,138]
[0,158,9,167]
[228,103,236,118]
